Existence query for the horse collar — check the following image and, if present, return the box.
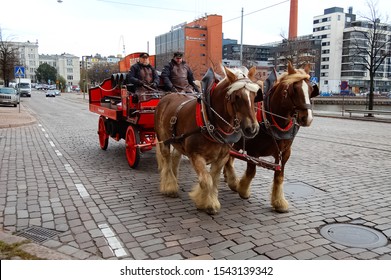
[196,94,242,144]
[261,87,299,140]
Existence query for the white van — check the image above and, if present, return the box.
[16,78,32,97]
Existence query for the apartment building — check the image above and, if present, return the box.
[11,41,39,82]
[39,53,80,86]
[342,20,391,93]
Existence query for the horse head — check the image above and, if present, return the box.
[273,62,319,126]
[214,66,261,139]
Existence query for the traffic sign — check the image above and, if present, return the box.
[14,66,25,78]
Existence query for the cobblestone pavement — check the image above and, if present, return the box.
[0,91,391,260]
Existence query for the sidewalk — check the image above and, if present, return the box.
[0,103,36,129]
[0,92,92,260]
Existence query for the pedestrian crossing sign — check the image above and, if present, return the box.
[14,66,25,78]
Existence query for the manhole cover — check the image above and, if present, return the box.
[320,223,388,248]
[16,226,60,244]
[284,182,316,198]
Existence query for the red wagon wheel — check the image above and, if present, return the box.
[125,125,141,168]
[98,116,109,150]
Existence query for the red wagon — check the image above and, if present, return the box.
[89,73,164,168]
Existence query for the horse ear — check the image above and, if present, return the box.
[224,66,237,83]
[304,64,311,74]
[248,66,257,81]
[311,84,320,98]
[254,81,264,102]
[287,61,295,75]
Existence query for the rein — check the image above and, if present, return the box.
[196,87,242,144]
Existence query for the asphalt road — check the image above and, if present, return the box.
[1,90,391,260]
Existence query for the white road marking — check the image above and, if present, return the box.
[49,141,55,147]
[75,183,89,198]
[99,224,128,257]
[64,163,74,173]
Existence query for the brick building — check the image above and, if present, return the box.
[155,15,222,80]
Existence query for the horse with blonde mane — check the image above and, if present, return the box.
[154,66,262,214]
[224,62,319,213]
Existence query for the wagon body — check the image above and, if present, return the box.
[89,73,164,168]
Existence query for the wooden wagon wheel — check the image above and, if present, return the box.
[125,125,141,168]
[98,116,109,150]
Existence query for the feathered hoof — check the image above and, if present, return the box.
[274,207,289,213]
[239,193,250,200]
[205,207,219,215]
[162,191,179,198]
[228,184,237,192]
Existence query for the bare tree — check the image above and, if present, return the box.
[275,33,321,71]
[0,27,19,87]
[347,0,391,115]
[87,62,119,85]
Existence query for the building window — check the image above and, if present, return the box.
[338,15,341,21]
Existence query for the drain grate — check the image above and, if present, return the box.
[284,182,316,198]
[320,223,388,249]
[16,226,60,244]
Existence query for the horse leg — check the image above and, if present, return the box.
[189,155,222,215]
[224,157,239,192]
[271,151,290,213]
[156,141,179,197]
[236,162,256,199]
[171,147,182,178]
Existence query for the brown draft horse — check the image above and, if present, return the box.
[154,66,262,214]
[224,62,319,213]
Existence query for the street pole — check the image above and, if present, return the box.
[83,56,86,100]
[18,76,21,113]
[240,7,243,66]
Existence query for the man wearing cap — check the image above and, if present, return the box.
[128,52,160,93]
[161,52,200,93]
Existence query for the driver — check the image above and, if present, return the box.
[128,52,160,93]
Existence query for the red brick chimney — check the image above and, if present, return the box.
[288,0,298,39]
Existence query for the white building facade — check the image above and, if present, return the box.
[313,6,391,94]
[39,54,80,86]
[11,41,40,82]
[313,7,356,94]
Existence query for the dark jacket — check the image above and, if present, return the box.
[161,60,200,93]
[128,62,160,91]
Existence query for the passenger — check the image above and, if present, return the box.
[161,52,200,93]
[128,52,160,93]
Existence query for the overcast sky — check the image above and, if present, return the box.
[1,0,390,58]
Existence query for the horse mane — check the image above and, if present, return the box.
[220,66,261,95]
[276,68,310,87]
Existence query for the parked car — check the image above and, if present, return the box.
[0,87,19,107]
[46,90,57,97]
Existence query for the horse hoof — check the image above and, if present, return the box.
[274,207,289,213]
[239,193,250,200]
[205,207,219,215]
[163,191,178,198]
